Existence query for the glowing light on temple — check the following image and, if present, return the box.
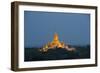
[39,33,75,52]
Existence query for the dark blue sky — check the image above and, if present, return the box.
[24,11,90,48]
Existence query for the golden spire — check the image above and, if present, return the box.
[53,32,59,41]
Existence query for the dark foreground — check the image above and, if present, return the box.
[24,46,90,61]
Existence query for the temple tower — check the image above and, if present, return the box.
[41,33,66,52]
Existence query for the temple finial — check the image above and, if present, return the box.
[54,32,59,41]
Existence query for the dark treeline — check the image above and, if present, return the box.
[24,45,90,61]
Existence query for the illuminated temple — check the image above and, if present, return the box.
[46,33,65,48]
[40,33,75,52]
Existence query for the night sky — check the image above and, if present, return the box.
[24,11,90,48]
